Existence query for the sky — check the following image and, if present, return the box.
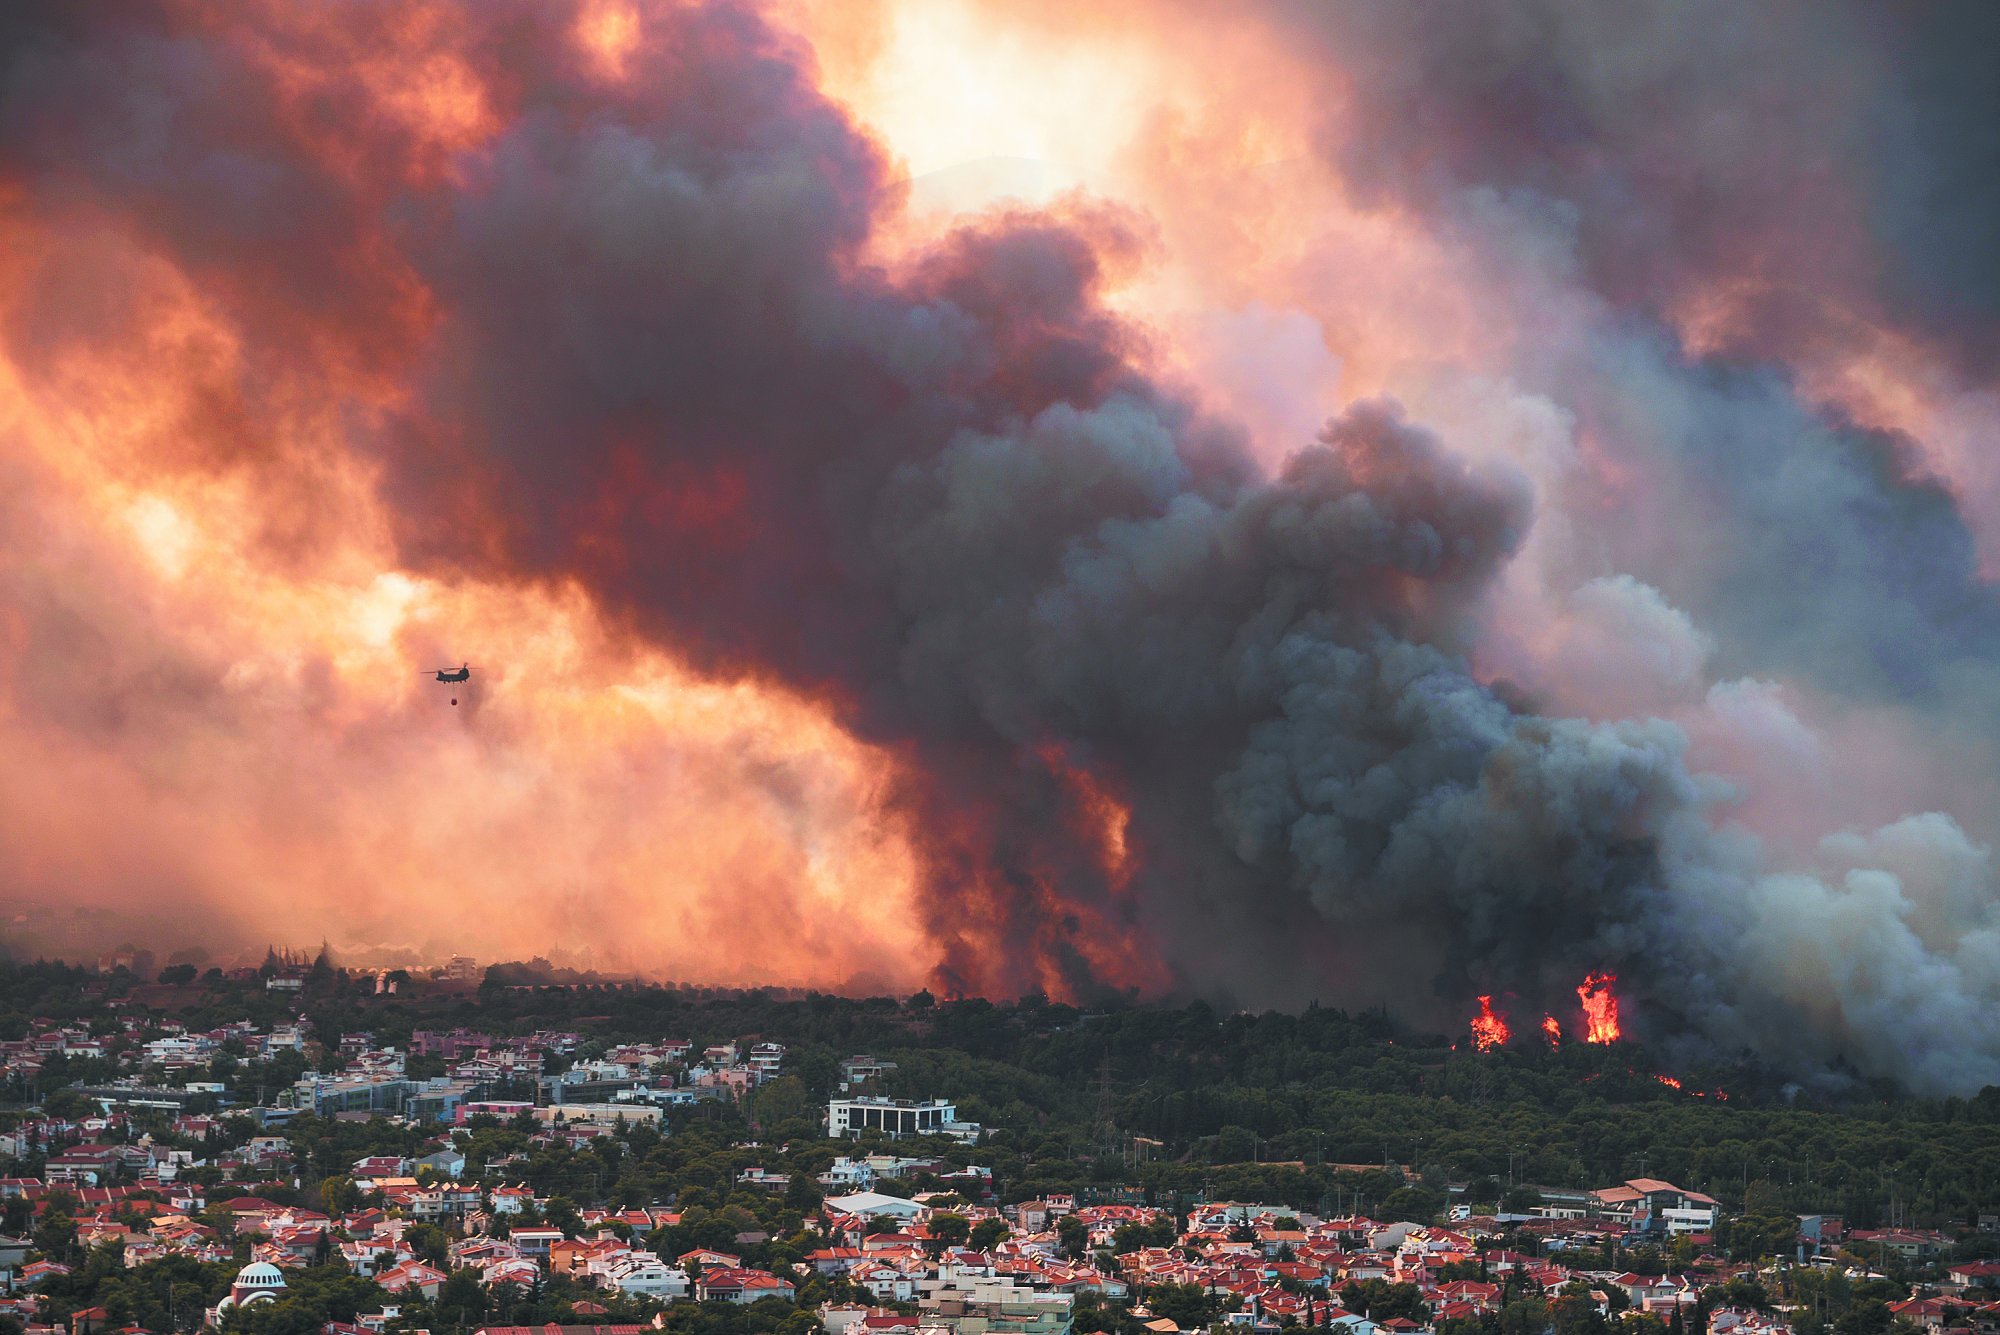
[2,0,1999,1092]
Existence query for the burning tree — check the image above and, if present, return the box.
[1577,972,1622,1044]
[1471,995,1511,1051]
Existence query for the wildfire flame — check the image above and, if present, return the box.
[1577,971,1622,1044]
[1017,741,1166,998]
[1033,740,1136,890]
[1656,1074,1682,1090]
[1541,1014,1562,1046]
[1471,995,1511,1051]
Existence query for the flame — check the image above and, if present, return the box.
[1577,972,1622,1044]
[1017,741,1167,999]
[1040,743,1133,884]
[1656,1074,1682,1090]
[1471,995,1511,1052]
[1541,1014,1562,1046]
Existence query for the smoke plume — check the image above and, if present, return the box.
[2,0,1999,1091]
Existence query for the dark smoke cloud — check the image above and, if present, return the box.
[1205,0,2000,1088]
[1866,5,2000,362]
[6,1,2000,1090]
[1245,0,2000,706]
[1563,338,2000,702]
[1258,0,1978,348]
[359,3,1717,1019]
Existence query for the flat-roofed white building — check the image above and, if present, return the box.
[828,1096,963,1139]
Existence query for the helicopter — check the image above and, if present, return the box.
[425,663,470,705]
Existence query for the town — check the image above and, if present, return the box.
[0,959,1992,1335]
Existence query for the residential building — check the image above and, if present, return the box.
[696,1268,796,1304]
[918,1267,1075,1335]
[840,1056,898,1090]
[599,1256,689,1300]
[533,1103,662,1128]
[1587,1180,1720,1236]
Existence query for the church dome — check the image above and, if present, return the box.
[235,1262,287,1289]
[218,1261,289,1312]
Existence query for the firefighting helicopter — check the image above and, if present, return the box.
[425,663,470,705]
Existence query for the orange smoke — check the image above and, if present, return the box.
[1577,972,1622,1044]
[1470,995,1510,1052]
[1541,1014,1562,1046]
[0,11,936,989]
[0,0,1203,1000]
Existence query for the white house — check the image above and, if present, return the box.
[819,1157,876,1191]
[599,1256,690,1300]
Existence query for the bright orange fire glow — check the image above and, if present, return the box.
[1471,995,1511,1052]
[1068,758,1133,882]
[0,159,936,990]
[1577,972,1622,1044]
[1541,1014,1562,1046]
[1032,741,1136,890]
[1656,1074,1682,1090]
[1019,741,1168,999]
